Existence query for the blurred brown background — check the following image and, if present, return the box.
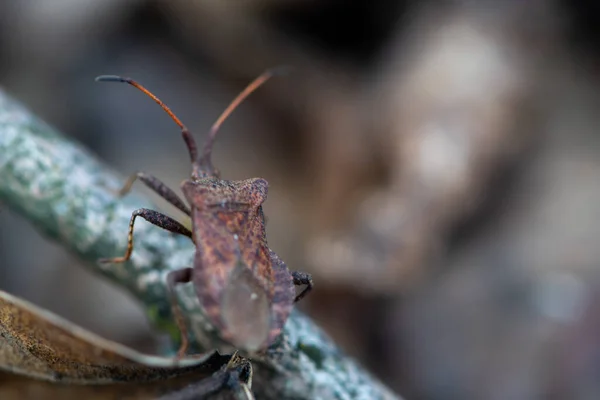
[2,0,600,398]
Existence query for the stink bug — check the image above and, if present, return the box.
[96,70,313,357]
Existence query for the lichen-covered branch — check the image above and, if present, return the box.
[0,88,400,400]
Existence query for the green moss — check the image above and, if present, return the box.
[297,342,325,369]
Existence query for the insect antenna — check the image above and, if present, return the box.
[96,67,291,178]
[198,67,291,175]
[95,75,199,172]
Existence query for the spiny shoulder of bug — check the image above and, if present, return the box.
[184,161,269,213]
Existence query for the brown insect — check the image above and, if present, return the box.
[96,70,313,357]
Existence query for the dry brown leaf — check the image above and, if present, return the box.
[0,289,223,384]
[0,370,221,400]
[0,353,253,400]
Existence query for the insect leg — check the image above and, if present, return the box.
[99,208,192,264]
[291,271,313,302]
[118,172,191,215]
[167,267,193,359]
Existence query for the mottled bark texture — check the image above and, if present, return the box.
[0,88,400,400]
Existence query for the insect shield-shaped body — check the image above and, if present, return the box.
[97,71,312,357]
[182,177,286,351]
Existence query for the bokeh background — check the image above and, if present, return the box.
[2,1,600,398]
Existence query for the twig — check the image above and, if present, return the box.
[0,88,401,400]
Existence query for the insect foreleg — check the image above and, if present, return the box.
[99,208,192,264]
[118,172,191,215]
